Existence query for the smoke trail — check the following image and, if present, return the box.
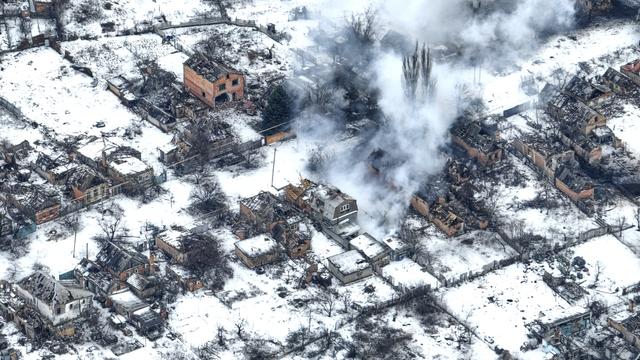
[295,0,577,238]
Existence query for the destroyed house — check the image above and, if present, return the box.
[33,153,75,184]
[557,129,603,164]
[564,75,612,107]
[131,306,163,336]
[555,166,595,202]
[600,67,636,95]
[65,165,109,205]
[528,310,592,345]
[181,120,237,159]
[382,236,410,261]
[271,225,310,258]
[239,192,298,233]
[326,250,373,284]
[138,98,177,132]
[547,93,606,136]
[166,264,203,292]
[96,242,149,281]
[240,192,311,257]
[7,185,60,225]
[74,258,120,297]
[286,180,358,226]
[349,233,390,272]
[512,135,575,178]
[106,75,138,106]
[285,179,360,247]
[14,272,93,327]
[429,202,466,237]
[410,176,450,219]
[125,273,157,299]
[105,154,154,192]
[577,0,612,14]
[183,53,245,108]
[155,228,189,265]
[621,59,640,87]
[234,234,283,269]
[608,309,640,350]
[451,121,503,167]
[108,289,148,319]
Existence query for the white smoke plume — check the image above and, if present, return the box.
[296,0,577,238]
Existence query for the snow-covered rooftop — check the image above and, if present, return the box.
[234,234,281,257]
[349,233,388,260]
[327,250,370,275]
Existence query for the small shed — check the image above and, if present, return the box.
[326,250,372,284]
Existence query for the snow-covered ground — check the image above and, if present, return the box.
[440,262,585,355]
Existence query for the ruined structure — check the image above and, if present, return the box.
[450,120,503,167]
[183,53,245,108]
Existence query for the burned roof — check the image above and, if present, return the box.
[555,165,593,193]
[97,242,148,274]
[184,53,241,83]
[451,120,500,153]
[564,76,610,104]
[241,191,300,225]
[621,59,640,75]
[415,174,450,204]
[12,184,60,211]
[549,94,601,127]
[520,133,570,158]
[17,271,92,307]
[65,164,107,191]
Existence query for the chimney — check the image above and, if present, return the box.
[629,299,635,313]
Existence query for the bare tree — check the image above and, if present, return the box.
[346,7,377,45]
[592,261,604,287]
[96,204,125,246]
[341,291,352,313]
[420,45,435,98]
[403,43,435,101]
[182,233,233,290]
[0,204,11,239]
[402,45,420,100]
[318,290,337,317]
[190,180,226,214]
[616,216,627,238]
[234,318,247,340]
[217,325,226,346]
[61,213,80,258]
[286,325,309,351]
[400,223,431,266]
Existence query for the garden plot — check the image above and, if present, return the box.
[0,47,138,138]
[608,103,640,162]
[440,262,585,355]
[59,0,219,38]
[60,34,178,82]
[170,256,396,353]
[333,304,496,360]
[562,235,640,303]
[419,227,518,284]
[494,156,599,250]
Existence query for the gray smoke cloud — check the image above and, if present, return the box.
[296,0,577,238]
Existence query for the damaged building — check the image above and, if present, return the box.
[12,271,93,338]
[183,53,245,108]
[450,119,503,167]
[239,191,311,258]
[285,179,360,247]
